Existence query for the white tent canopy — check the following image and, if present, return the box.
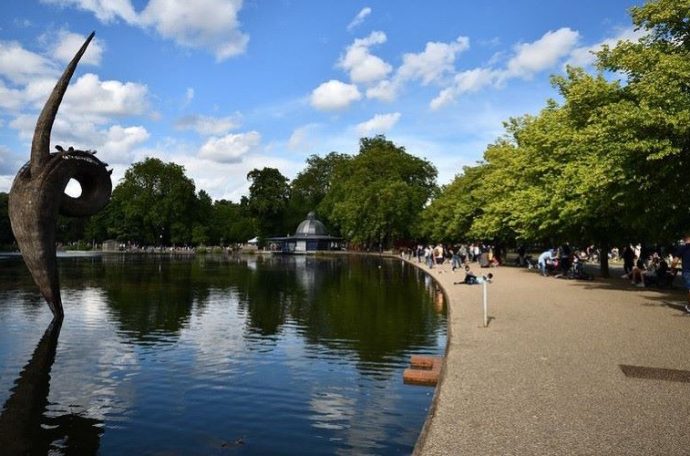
[247,237,259,245]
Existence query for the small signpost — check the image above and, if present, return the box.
[482,281,488,327]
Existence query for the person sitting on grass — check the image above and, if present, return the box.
[671,233,690,313]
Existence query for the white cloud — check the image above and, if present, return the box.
[365,79,398,102]
[356,112,401,136]
[0,40,56,84]
[198,130,261,163]
[3,75,148,126]
[0,81,24,110]
[429,87,456,111]
[175,114,241,136]
[430,68,500,110]
[347,7,372,31]
[0,175,14,192]
[0,145,17,174]
[49,30,104,65]
[453,68,498,93]
[132,141,301,202]
[364,35,470,102]
[40,0,139,23]
[310,79,361,111]
[287,124,319,151]
[101,125,150,161]
[338,31,391,84]
[430,28,581,109]
[398,36,470,85]
[566,26,646,68]
[505,28,580,79]
[42,0,249,61]
[61,73,149,118]
[9,111,149,164]
[140,0,248,61]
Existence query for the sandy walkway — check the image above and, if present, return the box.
[410,259,690,455]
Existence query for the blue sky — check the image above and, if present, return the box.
[0,0,643,201]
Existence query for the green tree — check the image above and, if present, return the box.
[288,152,351,230]
[595,0,690,240]
[211,199,257,244]
[191,190,213,245]
[108,158,198,245]
[424,0,690,277]
[419,165,488,242]
[246,167,290,238]
[322,136,437,248]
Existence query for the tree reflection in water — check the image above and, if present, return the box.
[0,254,446,454]
[53,254,444,373]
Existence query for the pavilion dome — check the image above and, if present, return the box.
[294,212,328,236]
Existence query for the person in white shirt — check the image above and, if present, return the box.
[538,249,556,276]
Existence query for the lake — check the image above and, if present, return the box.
[0,253,446,455]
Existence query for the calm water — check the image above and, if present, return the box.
[0,254,446,455]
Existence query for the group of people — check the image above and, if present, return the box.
[409,243,504,270]
[403,234,690,313]
[535,242,578,278]
[620,239,690,298]
[536,237,690,313]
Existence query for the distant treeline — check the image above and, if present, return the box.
[2,1,689,268]
[0,136,437,250]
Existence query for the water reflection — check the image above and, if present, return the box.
[0,254,446,454]
[0,320,102,455]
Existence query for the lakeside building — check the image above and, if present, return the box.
[268,212,342,253]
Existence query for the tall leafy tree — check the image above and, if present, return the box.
[422,0,690,276]
[211,199,257,244]
[322,136,437,248]
[107,158,198,245]
[246,167,290,238]
[288,152,350,231]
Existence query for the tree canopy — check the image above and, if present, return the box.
[246,167,291,238]
[420,0,690,275]
[320,136,437,247]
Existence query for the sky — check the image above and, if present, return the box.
[0,0,645,202]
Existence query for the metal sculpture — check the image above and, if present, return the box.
[8,32,112,320]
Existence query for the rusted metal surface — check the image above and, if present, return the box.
[8,32,112,320]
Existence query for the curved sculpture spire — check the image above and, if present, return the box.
[31,32,94,178]
[8,32,112,320]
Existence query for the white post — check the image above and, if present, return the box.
[482,281,488,327]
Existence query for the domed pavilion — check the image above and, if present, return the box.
[270,212,342,253]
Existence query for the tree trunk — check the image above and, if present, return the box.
[599,242,610,278]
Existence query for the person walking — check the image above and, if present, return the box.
[671,233,690,313]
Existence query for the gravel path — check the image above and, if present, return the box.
[410,260,690,455]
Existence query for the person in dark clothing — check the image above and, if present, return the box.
[517,244,526,266]
[622,245,635,277]
[671,234,690,313]
[559,242,571,275]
